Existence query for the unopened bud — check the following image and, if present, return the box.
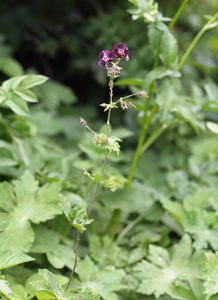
[137,90,147,97]
[80,117,87,126]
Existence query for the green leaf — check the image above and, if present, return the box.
[145,66,181,87]
[148,22,163,50]
[160,27,178,68]
[14,89,38,103]
[0,171,62,252]
[19,75,48,89]
[77,256,126,300]
[26,269,70,300]
[0,276,12,297]
[0,57,23,77]
[135,236,198,298]
[2,75,48,91]
[0,251,34,270]
[31,225,74,270]
[203,252,218,297]
[6,96,29,116]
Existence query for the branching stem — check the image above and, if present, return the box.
[65,75,115,291]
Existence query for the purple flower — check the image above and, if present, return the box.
[99,50,114,63]
[113,43,129,60]
[98,49,115,69]
[98,60,106,69]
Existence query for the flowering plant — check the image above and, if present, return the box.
[63,43,147,290]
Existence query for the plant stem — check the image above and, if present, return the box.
[65,231,80,291]
[116,215,143,244]
[65,75,115,291]
[177,13,218,71]
[141,124,168,155]
[126,0,193,186]
[169,0,190,30]
[88,75,114,213]
[126,100,157,187]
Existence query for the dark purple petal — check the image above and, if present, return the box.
[98,60,106,68]
[112,43,129,59]
[98,50,114,63]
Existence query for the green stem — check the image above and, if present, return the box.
[141,124,168,155]
[65,75,115,291]
[126,5,217,186]
[169,0,190,30]
[65,231,80,291]
[126,101,157,187]
[177,13,218,71]
[116,215,143,244]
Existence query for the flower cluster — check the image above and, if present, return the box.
[98,43,129,69]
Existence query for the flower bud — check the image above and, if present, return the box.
[137,90,147,97]
[80,117,87,126]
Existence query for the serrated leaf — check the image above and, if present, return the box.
[135,236,198,298]
[26,269,70,300]
[0,171,62,252]
[77,256,126,300]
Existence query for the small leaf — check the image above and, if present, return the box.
[6,96,29,116]
[19,75,48,89]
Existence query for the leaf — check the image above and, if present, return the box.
[26,269,70,300]
[31,225,75,270]
[77,256,126,300]
[0,276,12,297]
[145,66,181,87]
[6,96,29,116]
[135,236,198,298]
[0,251,34,270]
[19,75,48,89]
[0,57,23,77]
[14,89,38,103]
[148,22,163,50]
[2,75,48,91]
[0,171,62,252]
[203,252,218,297]
[160,27,178,68]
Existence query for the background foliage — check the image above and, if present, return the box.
[0,0,218,299]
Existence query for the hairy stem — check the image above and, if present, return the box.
[65,75,115,291]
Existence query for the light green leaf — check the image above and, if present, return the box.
[0,171,62,252]
[19,75,48,89]
[160,28,178,68]
[0,251,34,270]
[203,252,218,297]
[135,236,198,298]
[0,57,23,77]
[77,256,126,300]
[145,66,180,87]
[26,269,70,300]
[0,276,12,297]
[6,96,29,116]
